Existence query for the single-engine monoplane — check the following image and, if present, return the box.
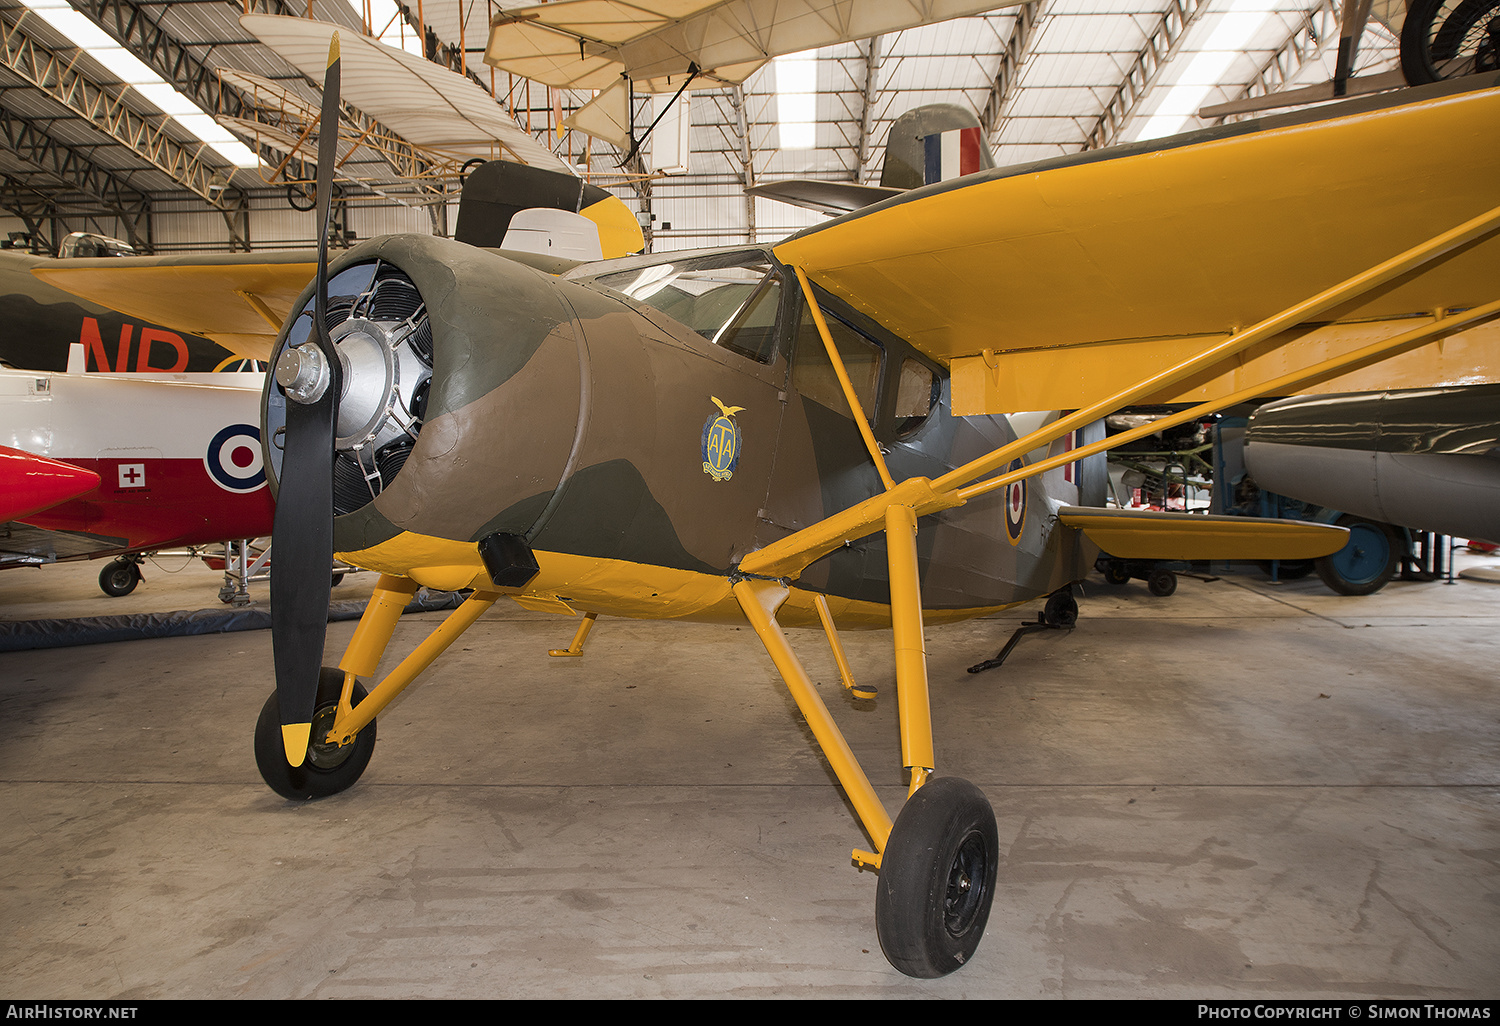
[40,34,1500,975]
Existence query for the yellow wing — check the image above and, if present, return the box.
[32,251,317,363]
[744,80,1500,581]
[772,76,1500,415]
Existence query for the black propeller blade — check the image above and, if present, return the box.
[270,33,342,767]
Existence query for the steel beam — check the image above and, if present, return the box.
[0,102,153,250]
[980,2,1041,146]
[1083,0,1211,150]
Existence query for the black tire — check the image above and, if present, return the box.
[286,183,317,212]
[1401,0,1500,83]
[254,668,377,800]
[1315,516,1400,596]
[875,777,999,978]
[99,558,140,597]
[1103,560,1132,585]
[1043,589,1079,628]
[1147,568,1177,597]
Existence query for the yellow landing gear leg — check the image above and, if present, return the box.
[323,586,502,747]
[813,594,875,699]
[873,504,1000,979]
[734,578,894,854]
[335,574,422,714]
[548,611,598,657]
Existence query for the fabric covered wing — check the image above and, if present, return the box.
[771,78,1500,414]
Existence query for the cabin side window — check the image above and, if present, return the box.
[789,288,941,440]
[894,358,936,438]
[791,304,882,421]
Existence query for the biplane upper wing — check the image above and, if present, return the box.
[770,75,1500,416]
[483,0,1028,92]
[31,251,318,363]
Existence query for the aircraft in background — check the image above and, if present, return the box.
[1241,383,1500,594]
[747,104,997,215]
[0,358,273,596]
[0,241,248,374]
[39,26,1500,977]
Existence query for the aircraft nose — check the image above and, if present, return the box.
[263,257,435,522]
[263,237,586,551]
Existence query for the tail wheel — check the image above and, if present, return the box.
[875,777,999,978]
[1315,516,1400,596]
[1401,0,1500,83]
[1044,588,1079,627]
[254,668,377,800]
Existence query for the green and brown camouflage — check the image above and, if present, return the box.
[262,234,1107,625]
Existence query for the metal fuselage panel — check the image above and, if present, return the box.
[296,238,1106,622]
[1245,386,1500,540]
[0,369,273,558]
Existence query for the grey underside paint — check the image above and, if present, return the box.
[1244,441,1500,540]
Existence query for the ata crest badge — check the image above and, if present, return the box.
[701,396,743,482]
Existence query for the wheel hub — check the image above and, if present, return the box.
[943,831,989,937]
[306,703,356,770]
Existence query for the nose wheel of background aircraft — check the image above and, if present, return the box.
[253,668,377,800]
[875,776,999,978]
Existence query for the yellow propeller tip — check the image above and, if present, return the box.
[327,32,340,68]
[282,722,311,767]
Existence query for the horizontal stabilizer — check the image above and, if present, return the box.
[1057,506,1347,560]
[747,180,903,214]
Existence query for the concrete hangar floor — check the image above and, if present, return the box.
[0,554,1496,999]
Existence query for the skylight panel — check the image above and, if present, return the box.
[775,51,818,151]
[21,0,259,169]
[1126,0,1278,143]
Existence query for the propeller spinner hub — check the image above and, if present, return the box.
[274,343,331,405]
[331,317,403,451]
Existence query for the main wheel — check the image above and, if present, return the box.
[1147,568,1177,597]
[875,776,999,978]
[1401,0,1500,83]
[99,558,140,597]
[1103,560,1132,586]
[254,668,377,800]
[1315,515,1400,596]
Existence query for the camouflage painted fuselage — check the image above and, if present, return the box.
[263,234,1106,628]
